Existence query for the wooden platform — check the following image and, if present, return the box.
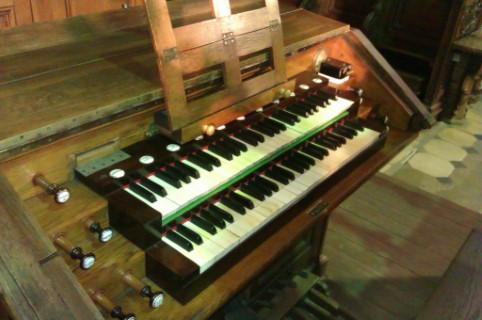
[324,173,482,320]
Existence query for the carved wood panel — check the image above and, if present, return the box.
[2,0,143,28]
[30,0,67,22]
[0,0,15,29]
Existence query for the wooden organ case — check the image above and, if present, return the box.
[0,1,433,319]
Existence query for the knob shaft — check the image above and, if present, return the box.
[33,174,70,204]
[121,271,164,308]
[91,291,135,320]
[54,235,95,270]
[86,219,113,243]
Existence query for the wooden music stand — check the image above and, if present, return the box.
[144,0,287,143]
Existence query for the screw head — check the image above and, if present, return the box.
[55,187,70,204]
[99,228,113,243]
[150,292,164,308]
[81,253,95,270]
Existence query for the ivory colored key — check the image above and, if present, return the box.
[183,220,239,252]
[162,226,224,272]
[124,186,179,218]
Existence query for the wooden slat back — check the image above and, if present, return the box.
[144,0,286,133]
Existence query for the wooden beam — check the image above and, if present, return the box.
[0,173,103,319]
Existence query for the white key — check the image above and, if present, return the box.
[182,221,237,257]
[124,187,178,218]
[162,235,218,272]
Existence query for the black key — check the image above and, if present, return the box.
[191,215,217,235]
[240,184,265,201]
[314,137,337,150]
[196,150,221,167]
[280,110,300,122]
[324,135,342,147]
[201,209,226,229]
[166,230,193,252]
[247,180,273,197]
[224,136,248,152]
[256,176,279,192]
[340,124,358,136]
[165,165,191,183]
[272,111,296,126]
[305,95,328,107]
[265,118,286,131]
[234,130,258,146]
[251,123,275,137]
[302,145,325,160]
[326,132,346,145]
[221,197,246,215]
[176,224,203,245]
[139,177,167,197]
[155,170,182,188]
[334,126,355,139]
[288,155,310,170]
[286,105,309,118]
[281,159,306,174]
[230,192,254,210]
[175,161,200,179]
[293,101,315,114]
[245,128,265,142]
[304,97,326,109]
[218,140,241,156]
[311,143,329,156]
[272,165,295,180]
[260,119,281,134]
[209,205,234,223]
[344,119,364,131]
[129,182,156,203]
[189,154,213,171]
[209,143,233,160]
[294,152,316,166]
[265,168,290,185]
[314,89,337,101]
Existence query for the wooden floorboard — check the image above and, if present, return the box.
[324,173,481,320]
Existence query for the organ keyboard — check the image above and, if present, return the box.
[75,75,388,301]
[0,0,433,319]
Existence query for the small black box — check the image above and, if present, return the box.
[319,57,352,79]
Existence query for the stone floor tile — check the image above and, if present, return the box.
[423,139,467,161]
[438,128,477,147]
[408,153,454,178]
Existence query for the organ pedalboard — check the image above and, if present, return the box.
[75,72,388,303]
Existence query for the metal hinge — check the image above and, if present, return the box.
[223,32,235,45]
[269,19,280,31]
[309,200,329,217]
[162,47,179,62]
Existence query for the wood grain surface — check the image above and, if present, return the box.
[0,173,103,319]
[0,8,348,155]
[416,229,482,320]
[325,174,482,320]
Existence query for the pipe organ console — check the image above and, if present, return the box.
[0,0,432,319]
